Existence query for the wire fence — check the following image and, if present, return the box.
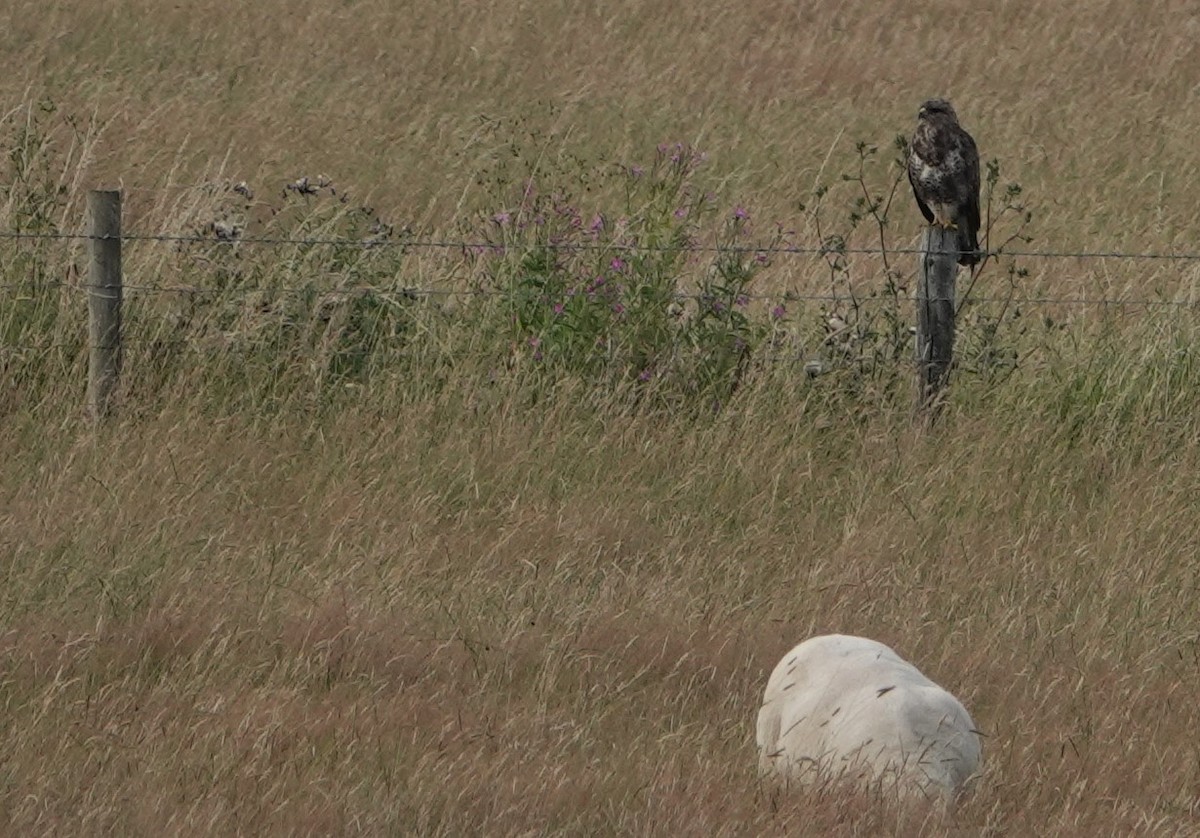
[4,228,1200,311]
[8,207,1200,426]
[6,227,1200,262]
[3,279,1197,310]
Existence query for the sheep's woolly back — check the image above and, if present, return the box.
[756,634,981,802]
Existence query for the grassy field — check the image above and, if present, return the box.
[3,1,1200,834]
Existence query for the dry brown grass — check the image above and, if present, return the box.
[5,0,1200,289]
[4,386,1200,834]
[4,0,1200,834]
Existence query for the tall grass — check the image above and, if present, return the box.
[3,1,1200,834]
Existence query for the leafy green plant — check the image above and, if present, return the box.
[462,140,775,410]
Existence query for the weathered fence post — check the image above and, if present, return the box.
[915,225,957,417]
[87,189,122,422]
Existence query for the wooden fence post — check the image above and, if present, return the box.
[87,189,122,422]
[915,225,957,417]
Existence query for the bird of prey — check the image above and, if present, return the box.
[907,98,981,267]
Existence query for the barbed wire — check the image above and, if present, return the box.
[4,278,1200,308]
[5,228,1200,262]
[5,229,1200,309]
[3,278,1198,308]
[0,339,431,353]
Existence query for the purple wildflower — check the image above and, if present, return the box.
[553,302,565,315]
[589,214,604,234]
[528,337,541,348]
[610,257,626,272]
[492,211,511,225]
[629,165,645,178]
[673,207,687,219]
[612,302,626,315]
[733,206,749,221]
[771,304,786,320]
[735,294,750,307]
[638,369,652,382]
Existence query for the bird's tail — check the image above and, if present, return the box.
[957,225,981,267]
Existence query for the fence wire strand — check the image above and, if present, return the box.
[3,279,1199,308]
[4,228,1200,310]
[5,228,1200,262]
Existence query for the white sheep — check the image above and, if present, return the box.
[755,634,981,803]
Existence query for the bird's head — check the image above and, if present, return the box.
[918,98,958,122]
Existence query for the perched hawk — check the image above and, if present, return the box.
[908,98,981,266]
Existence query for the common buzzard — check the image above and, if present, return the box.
[908,98,981,267]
